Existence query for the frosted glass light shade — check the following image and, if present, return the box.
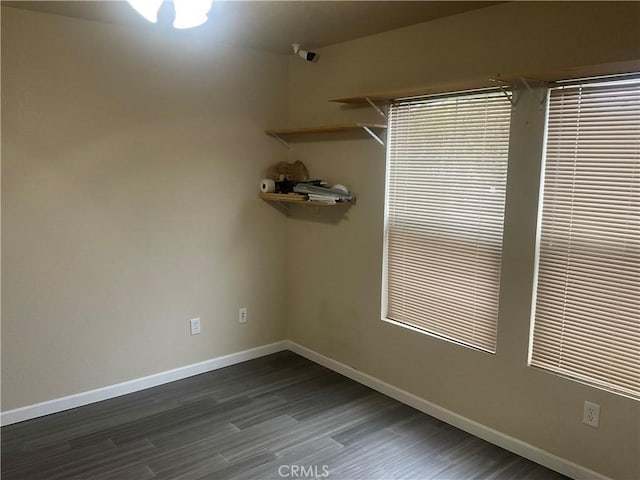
[173,0,213,29]
[126,0,164,23]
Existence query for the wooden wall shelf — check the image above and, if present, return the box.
[330,95,390,105]
[265,123,386,136]
[259,193,352,207]
[266,123,387,146]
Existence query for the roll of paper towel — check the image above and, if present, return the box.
[260,179,276,193]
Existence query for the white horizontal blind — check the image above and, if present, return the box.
[384,90,511,352]
[531,79,640,398]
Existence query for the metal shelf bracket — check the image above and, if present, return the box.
[269,134,292,149]
[364,96,386,118]
[490,79,519,107]
[362,126,385,146]
[520,77,548,109]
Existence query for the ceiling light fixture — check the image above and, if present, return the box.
[125,0,213,29]
[173,0,213,29]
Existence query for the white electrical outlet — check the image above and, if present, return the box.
[583,401,600,428]
[190,317,201,335]
[239,307,247,323]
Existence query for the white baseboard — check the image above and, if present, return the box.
[285,340,610,480]
[1,341,289,426]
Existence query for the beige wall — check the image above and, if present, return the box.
[2,2,640,478]
[287,2,640,479]
[1,7,289,410]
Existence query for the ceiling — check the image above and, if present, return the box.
[3,1,501,54]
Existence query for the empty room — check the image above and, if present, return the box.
[1,1,639,479]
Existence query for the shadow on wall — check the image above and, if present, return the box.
[262,202,353,225]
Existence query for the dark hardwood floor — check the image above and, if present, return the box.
[1,351,567,479]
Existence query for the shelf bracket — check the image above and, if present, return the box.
[520,77,548,109]
[490,78,519,107]
[269,134,292,149]
[364,96,386,118]
[362,126,385,146]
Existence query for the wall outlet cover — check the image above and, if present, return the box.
[190,317,201,335]
[583,401,600,428]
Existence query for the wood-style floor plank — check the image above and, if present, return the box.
[1,351,568,479]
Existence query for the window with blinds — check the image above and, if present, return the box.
[530,77,640,398]
[383,90,512,353]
